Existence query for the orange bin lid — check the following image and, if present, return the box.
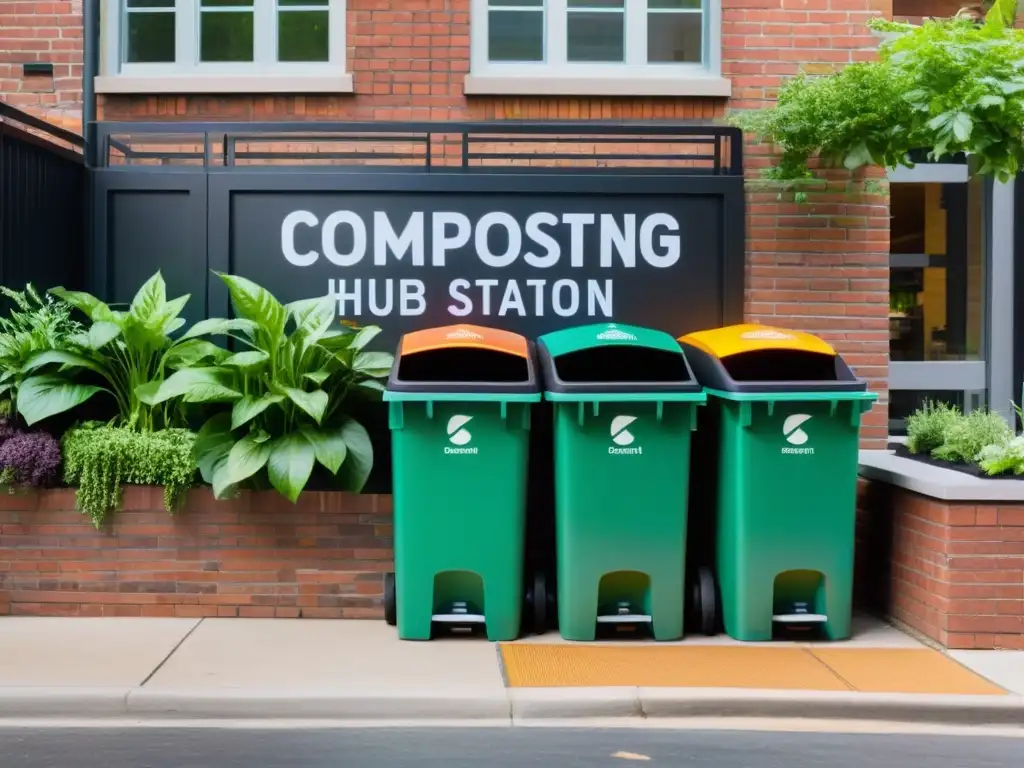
[399,324,529,359]
[679,323,836,359]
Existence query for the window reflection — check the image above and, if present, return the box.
[888,177,985,362]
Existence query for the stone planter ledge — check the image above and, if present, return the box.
[859,449,1024,502]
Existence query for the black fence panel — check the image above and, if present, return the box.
[0,104,86,297]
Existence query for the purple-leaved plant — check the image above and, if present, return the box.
[0,427,61,489]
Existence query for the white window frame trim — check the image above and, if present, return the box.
[465,0,730,98]
[95,0,352,95]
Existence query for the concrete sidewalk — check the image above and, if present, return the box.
[0,615,1021,725]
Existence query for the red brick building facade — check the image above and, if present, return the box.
[0,0,896,446]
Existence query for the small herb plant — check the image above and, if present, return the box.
[904,399,1019,474]
[905,400,962,454]
[19,272,226,429]
[142,273,392,502]
[62,424,197,527]
[978,436,1024,476]
[931,409,1013,464]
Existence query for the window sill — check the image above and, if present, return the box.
[94,73,355,95]
[463,74,732,98]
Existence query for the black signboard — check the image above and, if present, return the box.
[94,168,743,348]
[209,172,743,346]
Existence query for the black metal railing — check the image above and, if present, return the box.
[0,103,86,293]
[94,120,743,175]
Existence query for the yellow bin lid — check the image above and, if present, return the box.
[679,323,836,360]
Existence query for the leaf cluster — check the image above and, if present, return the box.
[0,284,83,418]
[18,273,223,430]
[140,273,392,502]
[736,0,1024,183]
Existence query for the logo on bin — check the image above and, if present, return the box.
[596,324,638,342]
[445,415,478,455]
[445,328,484,341]
[740,329,795,341]
[609,415,642,455]
[781,414,815,455]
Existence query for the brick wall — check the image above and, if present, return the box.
[0,488,392,618]
[727,0,892,448]
[856,479,1024,650]
[0,1,83,126]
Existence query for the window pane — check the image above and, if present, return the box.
[647,9,702,63]
[488,8,544,62]
[278,9,329,62]
[125,9,175,63]
[648,0,701,8]
[126,0,174,6]
[567,2,625,63]
[201,1,255,62]
[889,178,986,362]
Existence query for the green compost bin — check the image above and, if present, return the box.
[537,323,706,642]
[383,324,541,641]
[679,324,878,642]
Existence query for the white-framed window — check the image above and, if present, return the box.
[467,0,727,96]
[97,0,350,94]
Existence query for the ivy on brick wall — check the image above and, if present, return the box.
[736,0,1024,191]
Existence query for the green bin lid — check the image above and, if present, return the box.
[537,322,683,358]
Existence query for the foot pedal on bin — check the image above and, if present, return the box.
[432,601,485,625]
[596,600,652,624]
[772,601,826,628]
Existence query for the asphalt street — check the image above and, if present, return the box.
[0,727,1021,767]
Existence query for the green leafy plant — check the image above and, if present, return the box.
[977,435,1024,476]
[62,424,197,527]
[0,284,83,418]
[932,408,1013,464]
[905,400,963,454]
[142,273,392,503]
[735,0,1024,185]
[18,272,226,429]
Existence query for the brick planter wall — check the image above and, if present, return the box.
[0,487,393,618]
[856,479,1024,650]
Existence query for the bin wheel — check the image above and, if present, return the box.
[384,572,397,627]
[531,571,548,635]
[523,571,548,635]
[693,566,717,636]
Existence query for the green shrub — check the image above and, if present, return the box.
[19,273,226,429]
[932,409,1013,464]
[62,424,197,527]
[905,401,962,454]
[142,273,392,502]
[978,435,1024,476]
[0,284,83,419]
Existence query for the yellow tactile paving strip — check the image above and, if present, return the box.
[498,645,1007,695]
[810,648,1006,695]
